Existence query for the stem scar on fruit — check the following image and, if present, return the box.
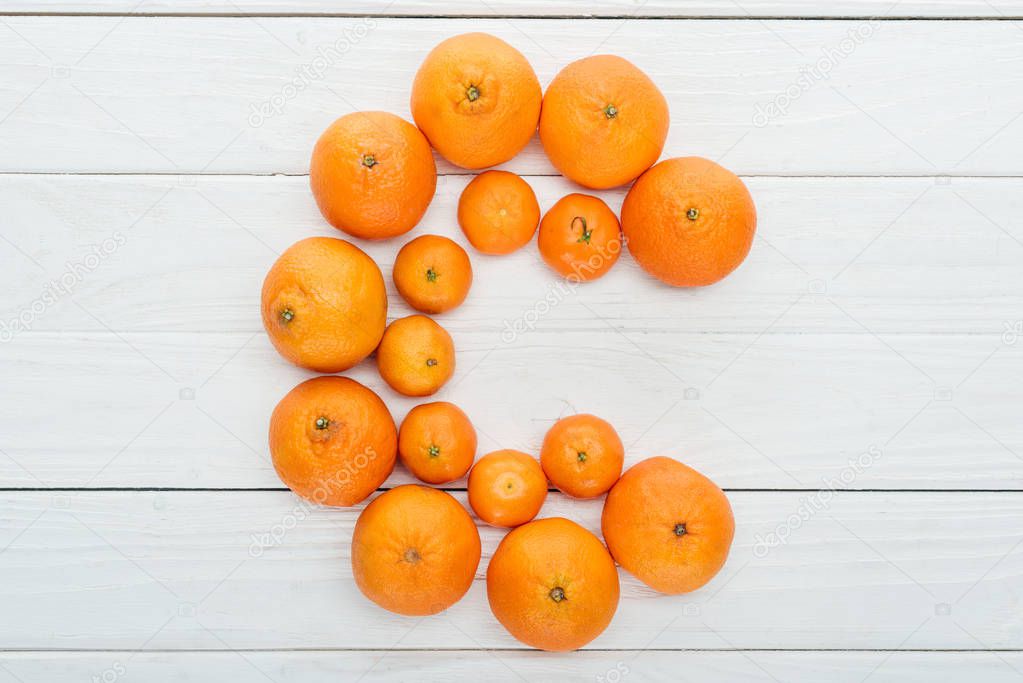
[466,84,480,102]
[280,308,294,323]
[428,444,440,458]
[361,154,377,168]
[549,586,567,603]
[674,523,687,537]
[403,548,421,564]
[577,451,588,462]
[426,358,438,367]
[315,416,330,430]
[602,104,618,119]
[426,267,438,282]
[686,208,699,221]
[572,216,592,244]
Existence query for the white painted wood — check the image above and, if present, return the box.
[1,174,1021,489]
[7,0,1023,17]
[3,174,1022,336]
[2,331,1020,489]
[0,491,1020,650]
[3,650,1023,683]
[2,5,1021,670]
[1,18,1022,174]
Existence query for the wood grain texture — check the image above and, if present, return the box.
[1,174,1021,489]
[2,5,1022,673]
[3,650,1023,682]
[1,491,1020,650]
[6,0,1023,17]
[2,330,1020,489]
[1,18,1022,174]
[4,173,1022,336]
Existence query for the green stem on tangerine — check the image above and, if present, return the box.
[362,154,377,168]
[426,267,438,282]
[315,416,330,430]
[686,208,699,221]
[572,216,592,244]
[603,104,618,119]
[674,523,687,537]
[577,451,588,462]
[281,308,294,323]
[466,85,480,102]
[428,444,440,458]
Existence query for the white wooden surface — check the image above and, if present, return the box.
[4,651,1023,683]
[1,5,1022,683]
[6,0,1023,17]
[2,18,1023,175]
[3,174,1023,490]
[3,491,1022,649]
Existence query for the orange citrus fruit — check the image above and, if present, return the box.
[352,485,481,615]
[393,234,473,314]
[269,376,396,506]
[602,456,735,594]
[539,55,668,189]
[540,414,624,498]
[487,517,620,651]
[621,156,756,287]
[411,32,541,169]
[310,111,436,239]
[467,449,547,527]
[376,315,455,397]
[398,401,478,484]
[537,193,622,281]
[458,170,540,255]
[261,236,386,373]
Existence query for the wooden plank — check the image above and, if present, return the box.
[1,18,1022,174]
[0,491,1020,649]
[3,650,1023,682]
[3,174,1022,336]
[1,330,1020,489]
[1,174,1021,489]
[6,0,1023,17]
